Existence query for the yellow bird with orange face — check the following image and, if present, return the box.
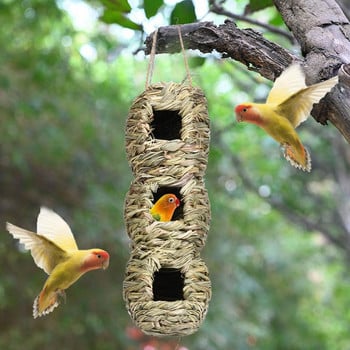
[6,207,110,318]
[235,64,338,171]
[150,194,180,221]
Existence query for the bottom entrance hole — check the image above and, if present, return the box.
[153,268,184,301]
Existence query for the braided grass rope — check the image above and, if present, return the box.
[124,82,211,336]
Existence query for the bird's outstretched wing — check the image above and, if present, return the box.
[278,75,338,128]
[37,207,78,251]
[6,222,67,274]
[267,64,307,105]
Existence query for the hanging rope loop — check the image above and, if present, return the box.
[145,29,158,89]
[145,26,192,88]
[177,25,192,86]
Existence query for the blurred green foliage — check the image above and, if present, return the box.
[1,0,350,350]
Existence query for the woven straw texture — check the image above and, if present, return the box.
[125,177,210,250]
[124,82,211,336]
[125,82,210,179]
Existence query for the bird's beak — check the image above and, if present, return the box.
[175,198,180,207]
[102,259,109,270]
[234,106,242,122]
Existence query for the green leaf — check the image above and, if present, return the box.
[100,0,131,13]
[144,0,163,19]
[189,56,205,68]
[100,10,141,30]
[246,0,273,12]
[269,12,285,27]
[170,0,196,25]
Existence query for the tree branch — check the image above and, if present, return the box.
[144,0,350,143]
[209,1,295,43]
[145,20,298,81]
[273,0,350,140]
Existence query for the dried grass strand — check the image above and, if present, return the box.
[124,81,211,336]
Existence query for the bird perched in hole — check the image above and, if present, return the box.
[6,207,110,318]
[150,194,180,221]
[235,64,338,172]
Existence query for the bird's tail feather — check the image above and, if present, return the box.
[33,288,65,318]
[283,143,311,172]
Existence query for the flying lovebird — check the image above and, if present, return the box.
[6,207,110,318]
[235,64,339,171]
[150,194,180,221]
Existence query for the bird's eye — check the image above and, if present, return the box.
[97,254,102,259]
[242,108,248,112]
[168,197,175,203]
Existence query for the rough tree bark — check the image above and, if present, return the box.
[274,0,350,142]
[145,0,350,143]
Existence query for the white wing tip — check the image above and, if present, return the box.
[39,206,54,215]
[282,63,305,79]
[6,222,17,239]
[6,222,29,238]
[323,74,339,90]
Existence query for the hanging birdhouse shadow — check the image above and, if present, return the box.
[151,108,182,140]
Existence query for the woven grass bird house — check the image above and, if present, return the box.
[123,32,211,337]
